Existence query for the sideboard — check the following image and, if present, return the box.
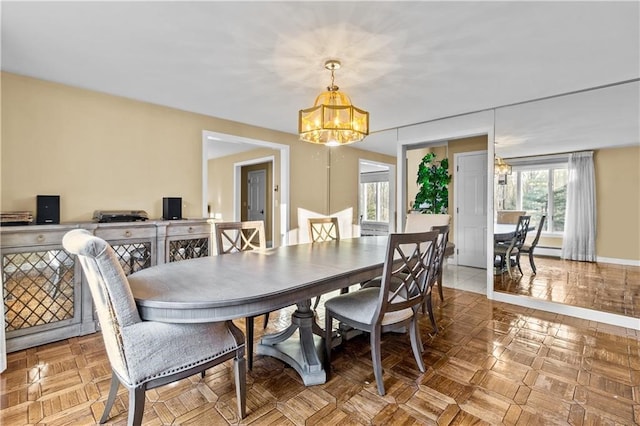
[1,219,214,352]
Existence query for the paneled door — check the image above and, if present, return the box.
[247,169,266,223]
[455,151,488,268]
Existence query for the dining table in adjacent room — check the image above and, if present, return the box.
[494,222,535,243]
[127,236,390,386]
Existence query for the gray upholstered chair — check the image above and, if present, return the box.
[214,221,269,370]
[308,217,342,309]
[519,215,546,274]
[324,231,438,396]
[494,215,531,278]
[62,229,246,425]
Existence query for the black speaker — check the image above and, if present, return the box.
[36,195,60,225]
[163,197,182,220]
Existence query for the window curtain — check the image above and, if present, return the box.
[562,151,596,261]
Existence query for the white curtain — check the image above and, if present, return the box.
[562,151,596,261]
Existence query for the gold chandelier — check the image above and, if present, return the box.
[494,156,512,175]
[298,60,369,146]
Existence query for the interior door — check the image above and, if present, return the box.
[247,170,266,223]
[455,151,488,268]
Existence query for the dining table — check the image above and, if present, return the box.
[127,236,390,386]
[494,223,535,243]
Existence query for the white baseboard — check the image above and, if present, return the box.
[596,256,640,266]
[535,248,639,267]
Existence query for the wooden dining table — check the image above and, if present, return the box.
[127,236,390,386]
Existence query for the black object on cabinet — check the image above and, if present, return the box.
[163,197,182,220]
[36,195,60,224]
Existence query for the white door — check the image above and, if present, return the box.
[455,151,487,268]
[247,170,266,223]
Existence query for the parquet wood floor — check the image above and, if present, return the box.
[2,287,639,425]
[494,257,640,318]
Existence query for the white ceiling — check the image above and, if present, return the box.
[2,1,638,158]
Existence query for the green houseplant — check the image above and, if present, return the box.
[413,152,452,214]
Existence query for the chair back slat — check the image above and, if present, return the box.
[514,215,531,249]
[308,217,340,242]
[215,221,266,254]
[375,231,438,322]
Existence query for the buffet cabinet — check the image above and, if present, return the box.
[1,219,214,352]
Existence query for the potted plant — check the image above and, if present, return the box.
[413,152,452,214]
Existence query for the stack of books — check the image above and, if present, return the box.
[0,211,34,226]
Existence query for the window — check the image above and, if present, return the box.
[498,159,567,233]
[360,171,389,223]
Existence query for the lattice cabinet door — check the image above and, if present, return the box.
[0,225,97,352]
[165,221,212,263]
[94,224,157,275]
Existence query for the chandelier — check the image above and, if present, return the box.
[298,60,369,146]
[494,156,512,175]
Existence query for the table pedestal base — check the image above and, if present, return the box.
[256,300,327,386]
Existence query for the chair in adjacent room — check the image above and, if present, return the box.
[308,217,341,309]
[62,229,246,425]
[497,210,527,224]
[519,215,546,274]
[214,220,269,370]
[323,231,438,396]
[494,215,531,279]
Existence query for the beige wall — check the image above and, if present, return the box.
[595,145,640,260]
[1,72,303,221]
[2,72,392,236]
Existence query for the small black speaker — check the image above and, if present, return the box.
[163,197,182,220]
[36,195,60,225]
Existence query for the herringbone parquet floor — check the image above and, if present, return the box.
[2,284,639,425]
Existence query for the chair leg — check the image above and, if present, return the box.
[437,270,444,302]
[312,296,321,310]
[128,385,146,426]
[506,253,514,279]
[100,371,120,424]
[370,327,385,396]
[516,253,523,275]
[234,354,247,419]
[409,317,426,372]
[262,312,269,329]
[528,251,537,274]
[426,292,438,334]
[246,317,254,370]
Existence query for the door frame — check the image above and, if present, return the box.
[235,157,273,240]
[202,131,290,246]
[395,110,495,297]
[358,159,396,233]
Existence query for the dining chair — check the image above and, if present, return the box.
[519,215,546,274]
[324,231,438,396]
[62,229,246,425]
[214,220,269,370]
[494,215,531,278]
[308,217,342,309]
[497,210,527,224]
[308,217,340,242]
